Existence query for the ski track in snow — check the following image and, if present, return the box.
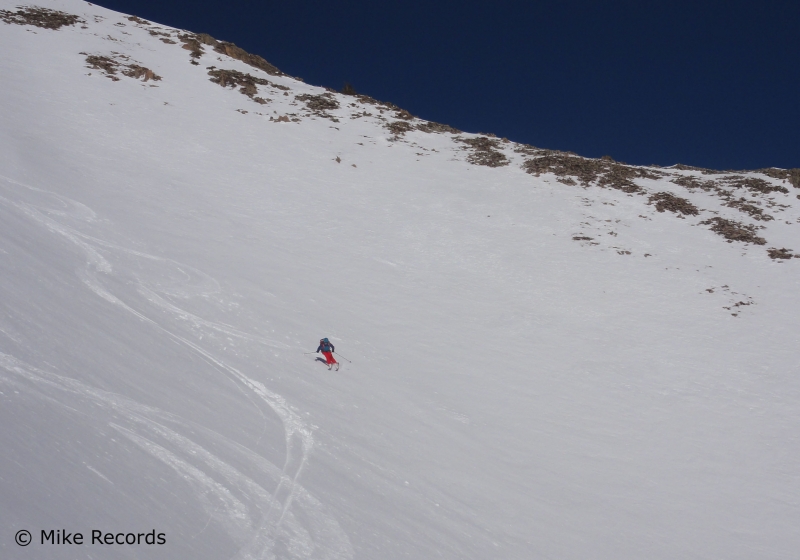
[0,174,352,560]
[3,5,799,557]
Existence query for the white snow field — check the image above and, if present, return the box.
[1,2,799,559]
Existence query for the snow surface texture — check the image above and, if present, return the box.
[1,2,799,559]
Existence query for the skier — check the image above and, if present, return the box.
[316,338,339,370]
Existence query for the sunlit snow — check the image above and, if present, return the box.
[1,2,799,559]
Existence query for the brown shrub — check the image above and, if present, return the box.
[353,94,400,111]
[209,68,267,87]
[469,150,509,167]
[725,198,773,221]
[722,176,788,195]
[521,152,659,192]
[416,121,461,134]
[522,153,599,184]
[513,144,567,157]
[671,175,718,191]
[0,6,83,29]
[672,165,799,189]
[648,192,699,216]
[294,93,340,121]
[755,167,800,189]
[457,137,509,167]
[295,93,339,112]
[767,248,796,260]
[671,163,720,175]
[598,164,653,193]
[459,136,501,151]
[386,121,413,135]
[701,217,766,244]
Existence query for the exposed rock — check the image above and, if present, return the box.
[213,41,284,76]
[208,68,274,103]
[178,34,204,59]
[122,65,161,82]
[85,54,161,82]
[178,33,284,76]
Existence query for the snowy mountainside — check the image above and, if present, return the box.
[1,2,799,559]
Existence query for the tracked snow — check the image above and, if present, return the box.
[1,1,799,559]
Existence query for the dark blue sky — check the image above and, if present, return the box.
[95,0,799,170]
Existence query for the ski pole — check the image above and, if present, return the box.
[303,352,317,355]
[334,352,352,363]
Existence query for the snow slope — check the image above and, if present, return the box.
[1,2,799,559]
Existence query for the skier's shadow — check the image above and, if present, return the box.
[314,357,328,365]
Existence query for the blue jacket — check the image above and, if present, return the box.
[317,342,335,353]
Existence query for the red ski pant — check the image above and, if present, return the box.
[322,351,337,365]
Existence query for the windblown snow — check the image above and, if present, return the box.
[1,2,799,559]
